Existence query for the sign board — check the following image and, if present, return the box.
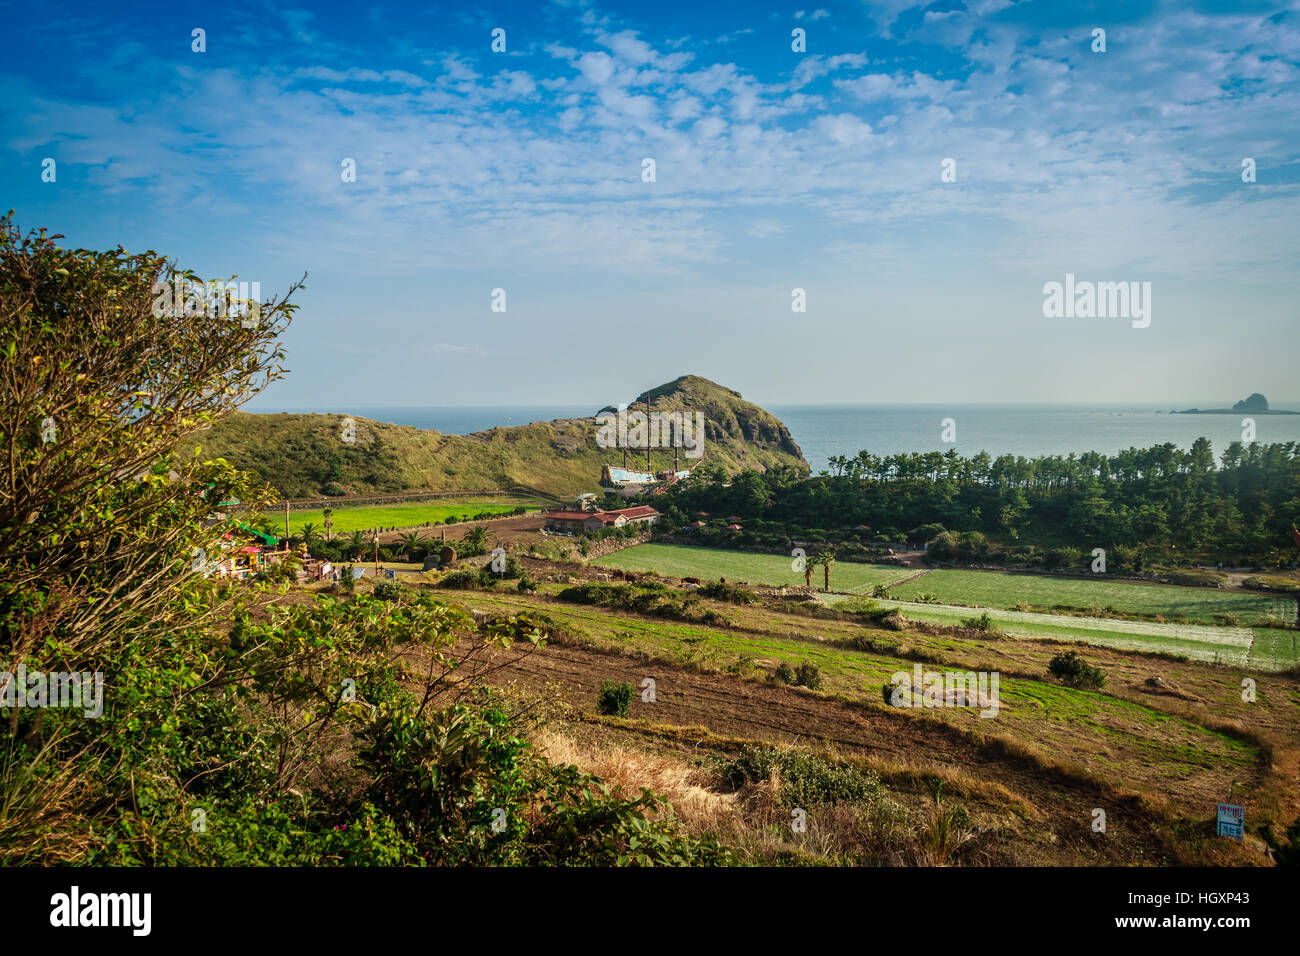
[351,566,365,580]
[1216,803,1244,840]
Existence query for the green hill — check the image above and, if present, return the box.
[183,375,808,499]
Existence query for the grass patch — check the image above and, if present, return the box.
[890,569,1282,624]
[286,496,544,534]
[594,543,913,593]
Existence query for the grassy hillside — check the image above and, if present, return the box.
[184,375,809,499]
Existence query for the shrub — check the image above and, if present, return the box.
[961,612,1003,637]
[259,553,300,585]
[439,568,480,589]
[716,745,881,807]
[794,661,823,690]
[773,661,796,685]
[697,580,759,604]
[517,575,537,593]
[1048,651,1105,690]
[1160,568,1226,588]
[727,655,757,678]
[596,681,634,717]
[1043,547,1083,571]
[372,579,403,601]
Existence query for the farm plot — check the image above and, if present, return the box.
[824,595,1260,668]
[1251,628,1300,671]
[286,496,545,534]
[592,543,913,593]
[888,568,1283,625]
[421,582,1259,808]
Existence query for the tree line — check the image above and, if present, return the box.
[658,439,1300,565]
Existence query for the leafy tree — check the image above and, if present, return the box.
[0,213,299,666]
[0,219,723,867]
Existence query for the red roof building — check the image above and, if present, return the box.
[544,505,661,533]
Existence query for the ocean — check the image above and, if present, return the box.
[255,404,1300,475]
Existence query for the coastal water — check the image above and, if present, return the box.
[767,405,1300,474]
[256,403,1300,475]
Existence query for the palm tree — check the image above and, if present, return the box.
[464,525,489,550]
[300,522,322,549]
[346,530,367,560]
[811,550,835,592]
[398,530,425,561]
[323,508,334,542]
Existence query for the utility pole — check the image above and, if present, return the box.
[646,399,652,474]
[284,500,290,544]
[372,534,379,577]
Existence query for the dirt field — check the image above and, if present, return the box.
[366,549,1298,865]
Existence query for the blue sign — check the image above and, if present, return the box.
[1216,804,1244,840]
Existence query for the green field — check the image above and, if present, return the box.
[888,568,1286,625]
[1251,628,1300,671]
[823,595,1267,667]
[592,543,913,593]
[592,543,1298,669]
[283,496,546,535]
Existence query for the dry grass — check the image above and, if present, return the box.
[0,733,99,864]
[533,729,735,827]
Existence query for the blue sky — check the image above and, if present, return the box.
[3,0,1298,409]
